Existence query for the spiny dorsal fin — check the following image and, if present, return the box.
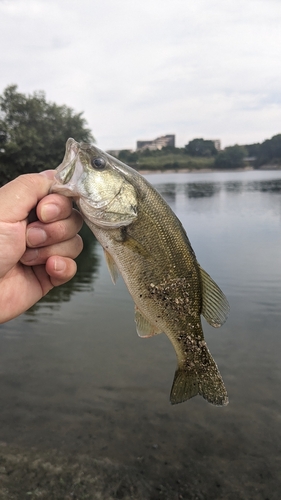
[135,307,162,338]
[199,266,230,328]
[103,249,119,284]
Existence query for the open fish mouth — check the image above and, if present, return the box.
[51,138,84,197]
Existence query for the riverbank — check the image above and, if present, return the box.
[139,165,281,175]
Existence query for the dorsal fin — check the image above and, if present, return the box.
[199,266,230,327]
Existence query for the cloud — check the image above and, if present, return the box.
[0,0,281,149]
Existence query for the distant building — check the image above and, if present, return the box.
[212,139,221,151]
[136,134,175,151]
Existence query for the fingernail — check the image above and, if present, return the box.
[54,257,66,272]
[21,249,39,263]
[41,204,60,222]
[27,227,47,246]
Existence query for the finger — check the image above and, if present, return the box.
[21,235,83,265]
[36,193,74,223]
[26,210,83,248]
[45,256,78,287]
[27,264,54,298]
[0,171,55,223]
[31,257,78,296]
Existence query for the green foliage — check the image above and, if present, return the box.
[115,146,214,171]
[118,149,138,164]
[138,147,153,157]
[214,145,247,169]
[0,84,94,184]
[185,138,218,157]
[255,134,281,166]
[121,149,214,171]
[243,142,261,158]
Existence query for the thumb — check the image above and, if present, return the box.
[0,171,56,223]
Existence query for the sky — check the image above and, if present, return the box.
[0,0,281,151]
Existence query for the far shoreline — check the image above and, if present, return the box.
[138,165,281,175]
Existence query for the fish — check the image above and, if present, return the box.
[51,138,230,406]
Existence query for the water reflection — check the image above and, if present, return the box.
[153,182,176,203]
[154,174,281,201]
[245,178,281,193]
[224,178,281,193]
[225,181,244,193]
[185,182,220,198]
[155,181,221,200]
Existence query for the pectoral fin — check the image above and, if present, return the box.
[124,236,149,257]
[104,249,119,284]
[116,228,151,258]
[135,307,162,338]
[199,266,230,327]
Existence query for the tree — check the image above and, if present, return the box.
[185,138,218,157]
[255,134,281,166]
[118,149,138,164]
[0,85,94,184]
[243,142,261,158]
[214,145,247,169]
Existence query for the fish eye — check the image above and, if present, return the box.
[91,157,106,170]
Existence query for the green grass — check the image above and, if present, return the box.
[133,153,215,171]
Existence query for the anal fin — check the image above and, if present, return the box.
[135,306,162,338]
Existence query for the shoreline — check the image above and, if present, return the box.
[138,165,281,175]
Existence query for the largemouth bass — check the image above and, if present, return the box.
[51,138,230,406]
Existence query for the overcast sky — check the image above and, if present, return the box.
[0,0,280,151]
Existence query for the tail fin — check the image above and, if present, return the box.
[170,346,228,406]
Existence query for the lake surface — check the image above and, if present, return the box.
[0,169,281,499]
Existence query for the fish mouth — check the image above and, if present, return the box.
[51,138,84,197]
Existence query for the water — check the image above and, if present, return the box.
[0,169,281,499]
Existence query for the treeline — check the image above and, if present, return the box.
[1,85,281,186]
[117,135,281,171]
[0,85,94,185]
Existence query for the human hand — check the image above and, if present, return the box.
[0,171,83,323]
